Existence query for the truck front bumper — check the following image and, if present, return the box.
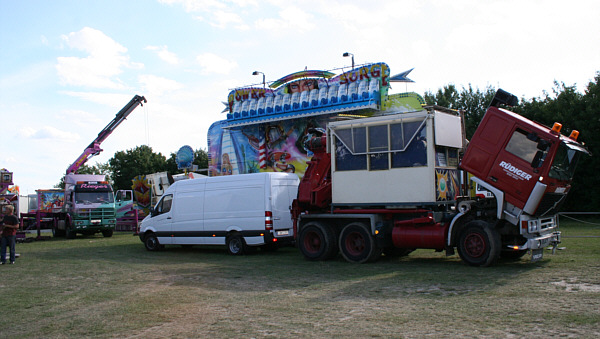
[512,231,561,251]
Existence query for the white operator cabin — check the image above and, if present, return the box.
[327,108,464,207]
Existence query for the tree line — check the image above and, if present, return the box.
[61,72,598,211]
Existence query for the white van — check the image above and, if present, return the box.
[138,172,299,255]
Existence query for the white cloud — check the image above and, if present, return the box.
[56,27,142,89]
[158,0,226,12]
[255,5,315,34]
[158,0,255,29]
[60,91,143,109]
[210,10,245,29]
[145,45,179,65]
[20,126,80,141]
[139,74,184,95]
[196,53,238,74]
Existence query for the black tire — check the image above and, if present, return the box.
[298,222,337,261]
[457,221,501,267]
[65,228,76,239]
[226,234,246,255]
[501,249,528,261]
[339,222,381,263]
[144,232,161,251]
[102,229,114,238]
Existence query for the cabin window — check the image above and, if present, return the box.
[368,125,389,170]
[391,123,427,168]
[335,127,367,171]
[435,147,459,168]
[334,117,428,171]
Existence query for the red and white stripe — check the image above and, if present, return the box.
[259,138,266,169]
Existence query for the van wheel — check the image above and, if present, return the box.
[457,221,501,267]
[298,222,337,261]
[102,230,113,238]
[144,233,162,251]
[339,222,381,263]
[226,234,246,255]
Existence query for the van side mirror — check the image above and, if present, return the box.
[150,207,157,217]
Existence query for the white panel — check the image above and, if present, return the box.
[332,167,435,205]
[434,111,463,148]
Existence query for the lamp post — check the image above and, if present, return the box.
[252,71,265,88]
[343,52,354,69]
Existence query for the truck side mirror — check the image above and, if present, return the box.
[531,150,546,168]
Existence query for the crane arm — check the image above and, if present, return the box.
[66,95,147,175]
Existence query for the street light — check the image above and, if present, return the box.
[252,71,265,88]
[343,52,354,69]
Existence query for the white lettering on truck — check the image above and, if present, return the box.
[499,161,532,181]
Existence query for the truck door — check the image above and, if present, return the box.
[488,128,549,209]
[152,194,174,245]
[114,190,133,219]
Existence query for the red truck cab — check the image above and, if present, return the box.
[461,92,589,218]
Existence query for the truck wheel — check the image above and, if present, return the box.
[457,221,501,267]
[298,222,337,261]
[226,234,247,255]
[339,222,381,263]
[65,228,76,239]
[102,230,113,238]
[144,232,162,251]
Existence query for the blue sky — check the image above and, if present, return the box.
[2,0,599,195]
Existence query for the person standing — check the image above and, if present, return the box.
[1,204,19,265]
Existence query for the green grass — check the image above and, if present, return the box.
[1,219,599,338]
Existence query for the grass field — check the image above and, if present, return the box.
[1,218,599,338]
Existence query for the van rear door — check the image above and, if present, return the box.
[271,176,299,238]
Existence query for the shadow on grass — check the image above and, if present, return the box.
[19,233,542,298]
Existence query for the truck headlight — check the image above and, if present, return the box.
[528,220,539,233]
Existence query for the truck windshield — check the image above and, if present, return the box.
[75,192,114,204]
[548,142,584,181]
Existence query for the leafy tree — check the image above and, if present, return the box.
[108,145,169,191]
[424,84,496,139]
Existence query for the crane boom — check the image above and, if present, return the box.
[66,95,147,175]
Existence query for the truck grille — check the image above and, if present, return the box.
[535,193,566,217]
[90,208,116,219]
